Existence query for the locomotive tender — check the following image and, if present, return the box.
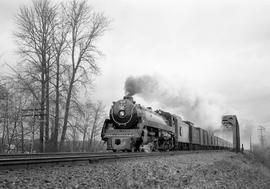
[101,96,232,152]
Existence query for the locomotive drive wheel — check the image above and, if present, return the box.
[153,142,158,152]
[139,143,154,152]
[149,142,157,152]
[150,145,154,152]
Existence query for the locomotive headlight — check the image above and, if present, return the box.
[119,110,125,117]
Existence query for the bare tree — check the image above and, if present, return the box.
[10,0,109,153]
[49,6,69,152]
[15,0,57,152]
[80,102,92,152]
[59,0,109,149]
[0,84,10,152]
[0,78,35,153]
[88,101,106,151]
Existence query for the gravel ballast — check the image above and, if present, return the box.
[0,151,270,189]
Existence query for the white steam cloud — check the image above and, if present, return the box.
[124,74,260,149]
[124,74,232,130]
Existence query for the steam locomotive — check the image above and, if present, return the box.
[101,96,232,152]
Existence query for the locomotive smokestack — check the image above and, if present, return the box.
[123,96,135,104]
[124,96,133,101]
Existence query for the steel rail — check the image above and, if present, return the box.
[0,150,208,169]
[0,152,114,159]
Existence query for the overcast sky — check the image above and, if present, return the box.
[1,0,270,144]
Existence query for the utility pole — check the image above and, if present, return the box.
[250,135,252,152]
[257,126,265,148]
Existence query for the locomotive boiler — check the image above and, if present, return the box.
[101,96,233,152]
[101,96,175,152]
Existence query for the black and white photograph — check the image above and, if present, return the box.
[0,0,270,188]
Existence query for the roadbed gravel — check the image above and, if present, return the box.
[0,151,270,189]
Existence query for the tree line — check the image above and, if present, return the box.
[0,0,109,153]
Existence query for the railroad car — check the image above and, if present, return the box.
[173,115,190,150]
[198,128,208,149]
[214,136,218,149]
[208,133,213,148]
[101,96,232,152]
[202,129,208,149]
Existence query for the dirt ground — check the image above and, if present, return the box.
[0,151,270,189]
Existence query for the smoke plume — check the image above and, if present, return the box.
[125,74,260,148]
[125,75,158,96]
[124,74,231,130]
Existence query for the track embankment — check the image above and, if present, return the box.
[0,151,269,188]
[0,151,208,169]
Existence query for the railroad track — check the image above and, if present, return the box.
[0,152,113,159]
[0,150,216,169]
